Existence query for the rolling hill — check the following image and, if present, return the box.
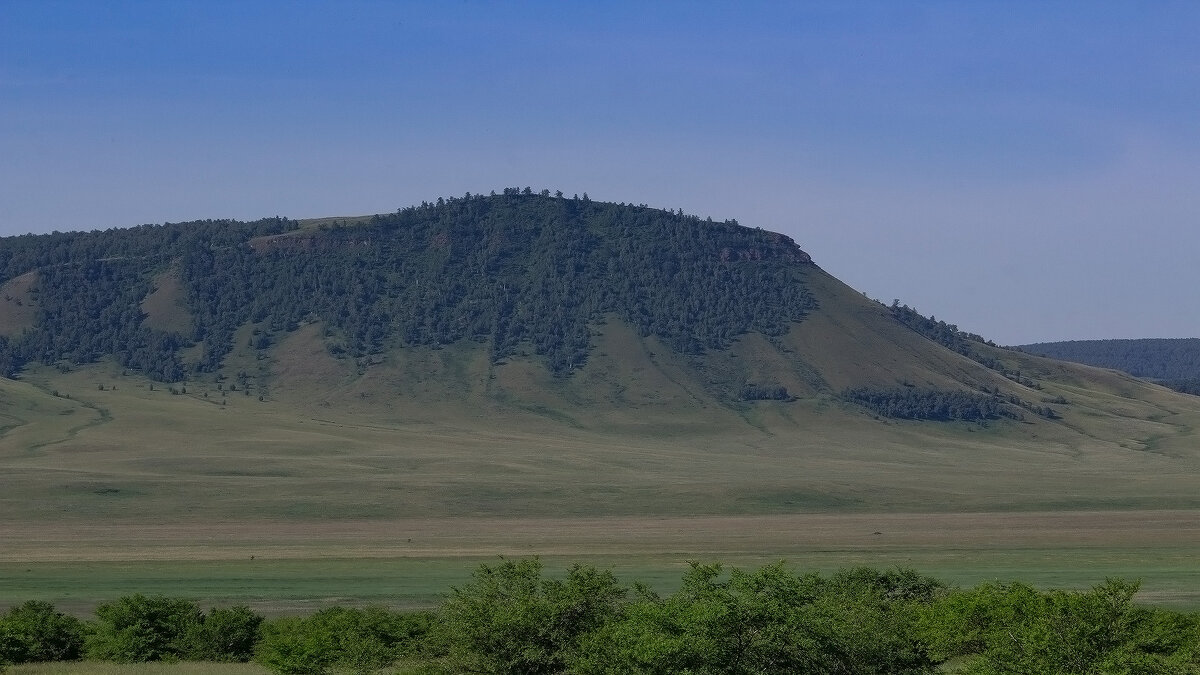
[3,191,1200,609]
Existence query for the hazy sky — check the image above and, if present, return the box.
[2,1,1197,344]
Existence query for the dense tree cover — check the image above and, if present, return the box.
[84,594,262,663]
[842,387,1017,422]
[0,601,85,665]
[0,336,17,379]
[842,387,1058,422]
[5,562,1198,674]
[439,559,625,675]
[570,563,940,675]
[0,217,296,380]
[921,579,1200,674]
[0,219,294,284]
[0,192,815,380]
[256,606,434,675]
[1162,378,1200,396]
[889,302,992,352]
[1019,339,1200,395]
[184,191,815,375]
[888,302,1009,373]
[739,384,792,401]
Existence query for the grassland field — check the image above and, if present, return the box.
[4,297,1200,617]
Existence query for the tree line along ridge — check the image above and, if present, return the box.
[0,191,815,383]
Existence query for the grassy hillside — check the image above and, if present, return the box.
[7,264,1198,526]
[3,195,1200,610]
[0,271,37,337]
[4,307,1200,610]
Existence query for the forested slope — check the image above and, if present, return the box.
[0,190,813,383]
[1019,339,1200,395]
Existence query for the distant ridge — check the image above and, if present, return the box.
[1018,338,1200,395]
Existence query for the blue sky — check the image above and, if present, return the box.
[2,1,1197,344]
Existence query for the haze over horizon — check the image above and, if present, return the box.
[2,1,1197,345]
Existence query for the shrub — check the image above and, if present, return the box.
[256,606,436,675]
[86,594,201,662]
[573,562,939,675]
[0,601,85,664]
[920,579,1200,674]
[0,601,86,663]
[182,605,264,662]
[440,558,627,675]
[256,616,333,675]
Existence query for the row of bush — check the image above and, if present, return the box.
[3,560,1199,674]
[0,597,263,666]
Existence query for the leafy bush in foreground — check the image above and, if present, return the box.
[6,562,1200,674]
[572,562,940,675]
[440,558,626,675]
[0,600,86,665]
[256,606,436,675]
[182,605,264,662]
[920,579,1200,674]
[86,594,202,662]
[85,594,266,664]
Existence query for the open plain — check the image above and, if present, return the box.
[4,342,1200,614]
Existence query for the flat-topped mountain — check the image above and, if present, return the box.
[0,190,1090,420]
[2,191,1200,522]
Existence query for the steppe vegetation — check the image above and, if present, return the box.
[4,358,1200,612]
[4,560,1199,675]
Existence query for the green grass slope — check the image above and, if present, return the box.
[139,268,193,335]
[0,271,38,337]
[3,256,1199,527]
[5,279,1200,610]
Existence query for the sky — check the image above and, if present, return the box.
[1,1,1197,344]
